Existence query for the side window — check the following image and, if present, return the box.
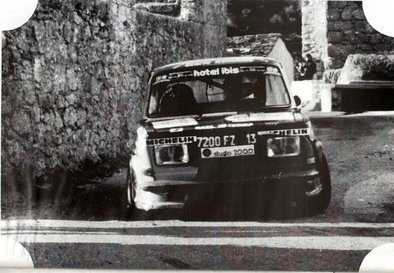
[148,86,160,115]
[265,74,290,106]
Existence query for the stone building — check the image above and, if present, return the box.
[300,0,394,111]
[302,0,394,70]
[1,0,226,181]
[227,33,294,82]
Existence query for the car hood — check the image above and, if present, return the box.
[145,111,306,133]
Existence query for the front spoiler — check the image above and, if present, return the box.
[134,169,320,211]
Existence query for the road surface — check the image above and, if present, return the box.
[1,112,394,271]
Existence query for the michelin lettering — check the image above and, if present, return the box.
[258,128,309,136]
[146,136,196,146]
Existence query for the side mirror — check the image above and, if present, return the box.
[294,95,301,107]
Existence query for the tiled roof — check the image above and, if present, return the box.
[228,33,282,56]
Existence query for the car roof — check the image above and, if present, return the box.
[152,56,281,75]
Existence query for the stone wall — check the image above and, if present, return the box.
[1,0,226,181]
[327,1,394,69]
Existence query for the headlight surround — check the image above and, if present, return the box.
[267,136,300,157]
[154,144,189,165]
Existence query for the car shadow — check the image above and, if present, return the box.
[2,168,315,222]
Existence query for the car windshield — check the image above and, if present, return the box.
[148,65,290,117]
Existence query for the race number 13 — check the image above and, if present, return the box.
[246,133,256,144]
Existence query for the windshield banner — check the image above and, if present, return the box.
[154,65,272,84]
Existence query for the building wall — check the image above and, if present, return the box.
[301,0,328,64]
[227,34,294,81]
[269,39,294,83]
[1,0,226,180]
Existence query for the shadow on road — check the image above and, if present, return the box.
[2,168,321,222]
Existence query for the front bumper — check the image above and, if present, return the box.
[134,169,320,211]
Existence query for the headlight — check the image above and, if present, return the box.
[267,137,300,157]
[154,144,189,165]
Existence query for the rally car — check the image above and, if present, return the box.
[127,56,331,217]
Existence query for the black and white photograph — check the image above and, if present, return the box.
[1,0,394,271]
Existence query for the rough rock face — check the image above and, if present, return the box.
[337,54,394,84]
[327,1,394,68]
[1,0,226,181]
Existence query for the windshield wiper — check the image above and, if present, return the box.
[201,111,238,117]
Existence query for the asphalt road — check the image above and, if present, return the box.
[310,112,394,223]
[1,111,394,271]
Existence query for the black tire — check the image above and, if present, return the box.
[126,168,161,220]
[126,167,135,208]
[307,154,331,215]
[125,167,142,220]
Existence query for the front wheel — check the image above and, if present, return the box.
[126,168,160,220]
[307,154,331,215]
[126,167,135,208]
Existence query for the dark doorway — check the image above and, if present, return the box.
[227,0,302,57]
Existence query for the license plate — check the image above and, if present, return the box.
[201,145,255,159]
